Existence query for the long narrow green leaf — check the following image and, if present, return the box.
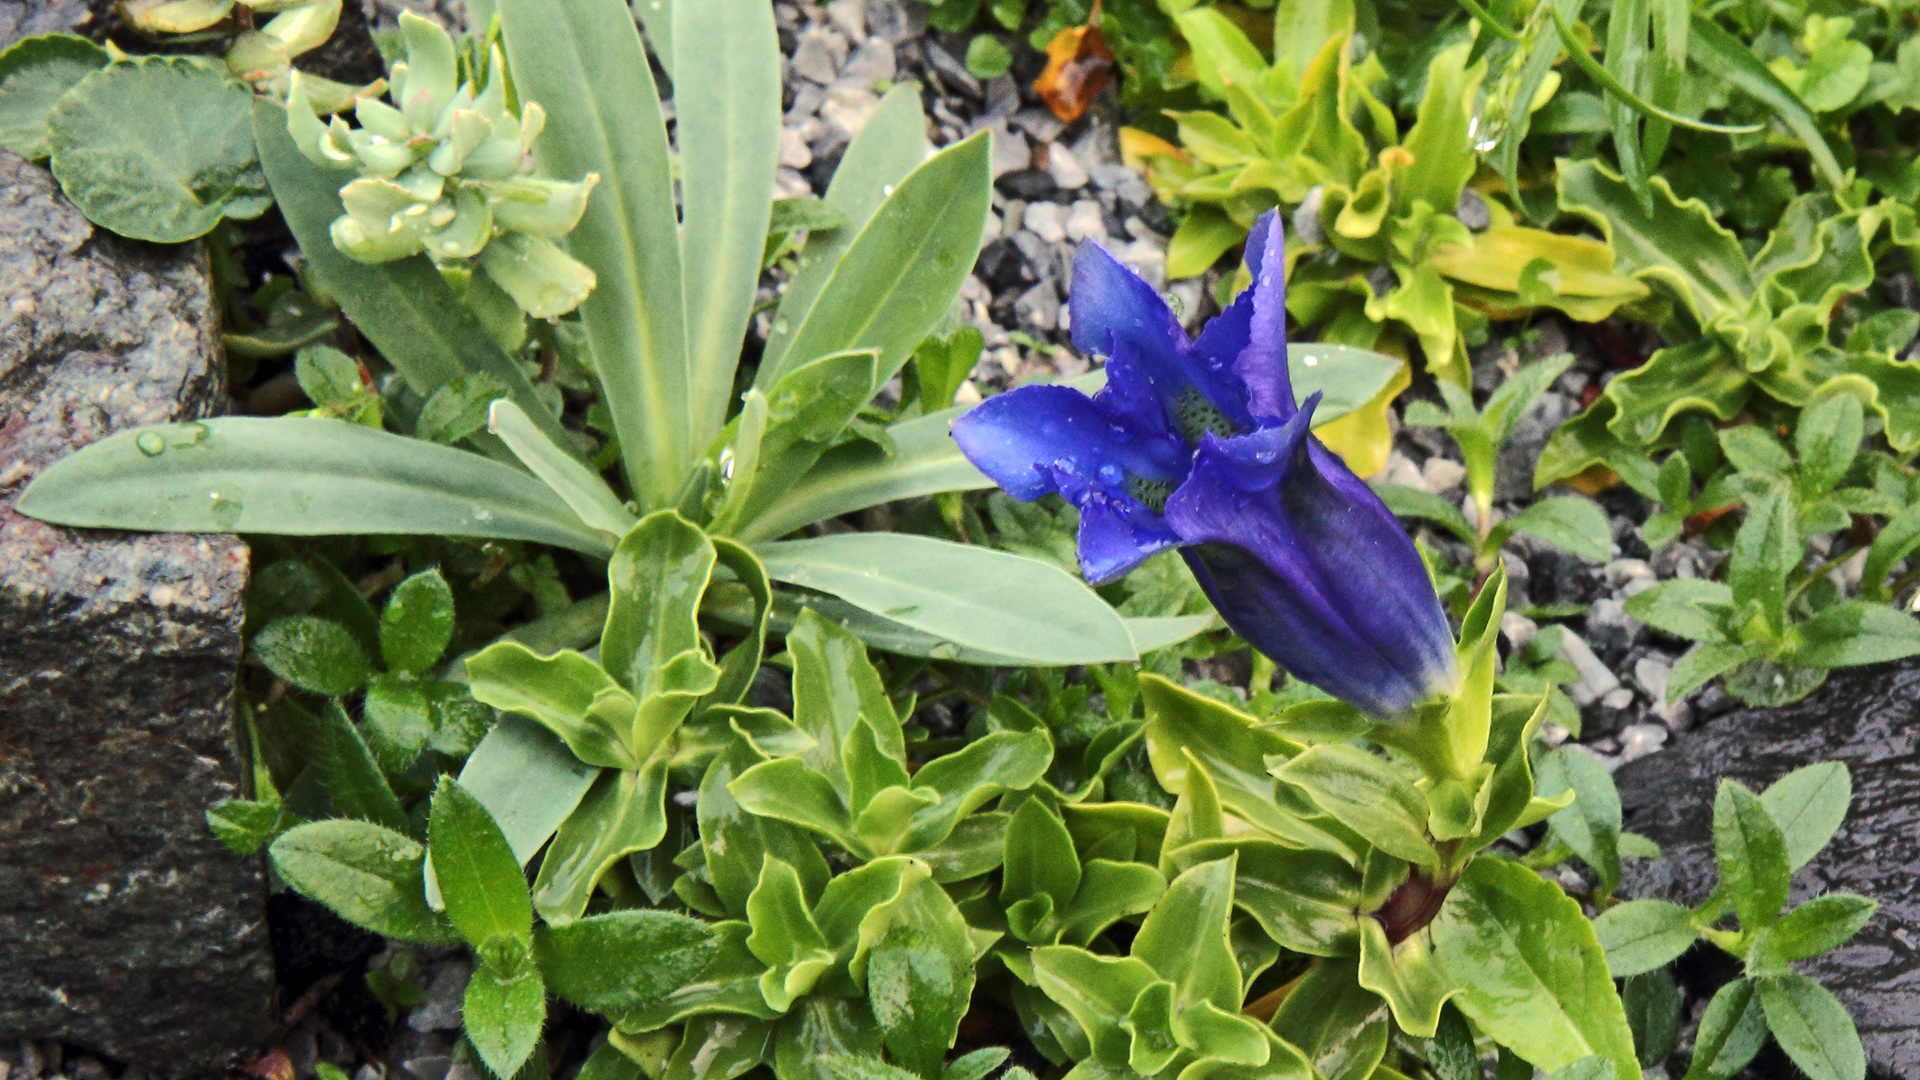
[252,99,568,449]
[489,400,636,536]
[1686,16,1847,194]
[761,86,930,383]
[755,533,1138,665]
[677,0,780,450]
[16,418,617,556]
[501,0,691,508]
[737,408,990,543]
[761,130,992,390]
[1548,9,1760,136]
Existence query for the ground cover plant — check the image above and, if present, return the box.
[1,0,1914,1075]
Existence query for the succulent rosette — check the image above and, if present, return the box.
[284,11,599,320]
[952,210,1456,717]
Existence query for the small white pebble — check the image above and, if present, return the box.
[1023,202,1068,244]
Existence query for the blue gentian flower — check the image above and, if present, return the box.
[951,211,1456,718]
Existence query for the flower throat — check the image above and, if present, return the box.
[1172,386,1241,445]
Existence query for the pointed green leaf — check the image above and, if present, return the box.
[430,776,533,947]
[531,763,672,923]
[761,131,991,390]
[269,820,457,944]
[1277,745,1435,869]
[500,0,690,507]
[1431,857,1641,1079]
[1756,974,1865,1080]
[1758,762,1851,872]
[675,0,780,448]
[1713,780,1791,931]
[535,909,717,1013]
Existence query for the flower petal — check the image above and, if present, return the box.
[1072,489,1183,585]
[1069,241,1254,440]
[1192,210,1291,424]
[1165,394,1456,717]
[951,384,1186,501]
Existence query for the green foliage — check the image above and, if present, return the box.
[0,34,106,160]
[285,13,599,320]
[46,55,268,241]
[1617,394,1920,705]
[233,505,1872,1080]
[1135,31,1648,383]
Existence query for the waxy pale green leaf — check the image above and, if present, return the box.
[1357,919,1456,1039]
[16,418,617,556]
[465,644,639,770]
[255,101,566,441]
[532,763,672,923]
[762,85,929,380]
[1168,838,1363,956]
[0,33,108,160]
[488,400,635,537]
[1141,675,1361,859]
[1270,957,1391,1080]
[675,0,780,448]
[867,877,977,1076]
[757,533,1137,665]
[759,130,990,391]
[501,0,690,507]
[1277,745,1435,870]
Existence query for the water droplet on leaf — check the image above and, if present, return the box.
[135,431,166,457]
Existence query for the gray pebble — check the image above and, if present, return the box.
[1455,187,1492,231]
[840,37,895,84]
[1619,722,1668,762]
[790,28,842,84]
[1291,185,1326,246]
[407,960,472,1032]
[1015,281,1061,330]
[920,42,981,98]
[1013,108,1068,144]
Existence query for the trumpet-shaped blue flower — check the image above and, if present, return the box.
[951,211,1456,717]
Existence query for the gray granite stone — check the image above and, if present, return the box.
[0,149,270,1075]
[1615,659,1920,1079]
[0,0,107,49]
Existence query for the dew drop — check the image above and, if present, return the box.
[174,421,210,447]
[1097,463,1124,485]
[207,493,243,529]
[929,642,959,660]
[474,508,493,521]
[135,431,167,457]
[1108,424,1133,444]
